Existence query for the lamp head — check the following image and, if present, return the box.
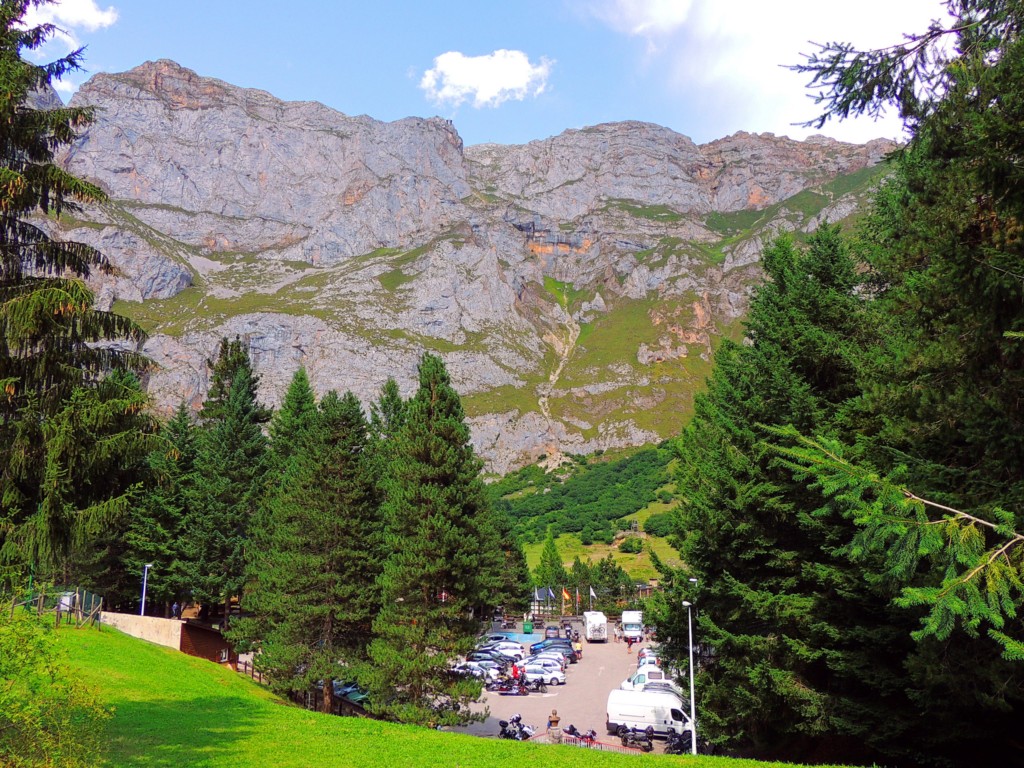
[682,600,692,607]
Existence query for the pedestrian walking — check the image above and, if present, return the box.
[171,601,180,619]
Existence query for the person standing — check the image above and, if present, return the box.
[171,601,180,619]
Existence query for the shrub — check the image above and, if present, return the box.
[619,537,644,554]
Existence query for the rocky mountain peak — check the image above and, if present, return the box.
[53,60,893,474]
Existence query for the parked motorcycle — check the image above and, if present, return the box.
[486,677,529,695]
[525,678,548,693]
[618,724,655,752]
[665,729,692,755]
[497,713,535,740]
[563,724,598,746]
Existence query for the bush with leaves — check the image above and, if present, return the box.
[0,612,109,767]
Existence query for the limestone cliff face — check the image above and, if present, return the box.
[54,60,892,474]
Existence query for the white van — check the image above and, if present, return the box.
[606,689,690,736]
[583,611,608,642]
[621,610,644,642]
[620,664,682,695]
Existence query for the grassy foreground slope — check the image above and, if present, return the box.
[59,627,855,768]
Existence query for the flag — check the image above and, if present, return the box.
[575,587,580,607]
[589,586,597,599]
[534,587,545,601]
[562,587,571,601]
[547,587,556,600]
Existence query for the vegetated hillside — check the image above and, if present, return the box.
[49,59,893,473]
[489,445,677,559]
[59,625,849,768]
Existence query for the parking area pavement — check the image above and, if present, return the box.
[452,621,660,747]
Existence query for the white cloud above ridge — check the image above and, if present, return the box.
[420,49,554,109]
[587,0,947,143]
[23,0,118,50]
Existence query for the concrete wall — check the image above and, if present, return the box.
[101,612,182,650]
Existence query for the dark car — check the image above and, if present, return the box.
[530,637,573,654]
[541,644,578,664]
[467,650,514,666]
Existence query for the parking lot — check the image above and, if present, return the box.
[452,619,666,749]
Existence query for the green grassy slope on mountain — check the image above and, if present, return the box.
[57,625,848,767]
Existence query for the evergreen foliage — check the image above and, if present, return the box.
[233,389,382,712]
[534,528,568,590]
[0,1,148,571]
[121,403,196,612]
[364,353,502,727]
[668,229,923,762]
[668,4,1024,765]
[488,446,670,542]
[184,364,268,624]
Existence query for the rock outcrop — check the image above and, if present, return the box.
[52,60,892,474]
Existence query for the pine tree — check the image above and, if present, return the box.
[234,390,382,712]
[265,367,317,474]
[534,528,567,595]
[669,230,923,762]
[121,403,197,613]
[0,1,148,569]
[364,353,502,726]
[184,366,268,625]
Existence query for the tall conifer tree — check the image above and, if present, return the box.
[0,1,148,569]
[235,390,381,712]
[184,366,268,625]
[364,353,501,726]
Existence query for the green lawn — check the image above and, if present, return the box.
[59,624,853,768]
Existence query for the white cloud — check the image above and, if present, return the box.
[421,50,553,109]
[23,0,118,47]
[589,0,694,38]
[588,0,948,142]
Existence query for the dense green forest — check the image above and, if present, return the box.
[488,446,672,544]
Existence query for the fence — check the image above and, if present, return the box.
[560,733,647,755]
[7,585,103,629]
[236,658,264,684]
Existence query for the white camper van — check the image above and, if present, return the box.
[621,610,644,642]
[583,611,608,642]
[606,689,690,736]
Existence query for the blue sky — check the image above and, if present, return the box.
[28,0,946,147]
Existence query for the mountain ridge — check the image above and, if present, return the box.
[50,59,892,473]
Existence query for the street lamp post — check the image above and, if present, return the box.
[682,599,697,755]
[140,563,153,616]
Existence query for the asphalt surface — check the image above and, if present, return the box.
[450,620,658,746]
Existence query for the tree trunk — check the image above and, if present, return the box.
[323,678,334,714]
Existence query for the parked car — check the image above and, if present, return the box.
[452,662,499,681]
[539,644,578,664]
[544,625,561,638]
[522,655,566,673]
[521,663,566,686]
[637,646,661,665]
[476,641,524,659]
[467,650,514,665]
[530,637,573,654]
[469,658,505,677]
[481,633,516,644]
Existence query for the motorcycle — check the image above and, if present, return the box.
[486,677,529,695]
[525,678,548,693]
[665,729,692,755]
[618,724,655,752]
[497,713,535,740]
[563,724,598,746]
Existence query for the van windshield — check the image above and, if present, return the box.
[624,623,642,632]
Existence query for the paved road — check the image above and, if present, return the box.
[453,621,656,744]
